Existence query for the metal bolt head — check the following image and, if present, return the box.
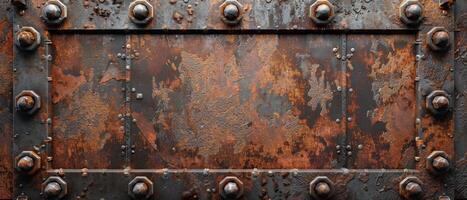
[309,0,335,25]
[399,176,423,199]
[399,0,423,25]
[15,27,41,51]
[128,176,153,199]
[427,27,451,51]
[315,182,331,198]
[315,4,331,21]
[404,4,422,21]
[309,176,335,199]
[16,95,35,111]
[17,156,34,171]
[15,151,41,174]
[132,4,149,21]
[15,90,41,115]
[43,3,62,20]
[432,95,449,110]
[223,4,240,21]
[432,156,450,171]
[42,176,68,199]
[432,31,450,49]
[405,182,422,198]
[426,90,450,115]
[44,182,62,198]
[42,0,67,25]
[219,0,243,25]
[219,176,244,199]
[129,0,154,25]
[427,151,450,174]
[223,182,239,198]
[132,182,149,198]
[17,31,36,47]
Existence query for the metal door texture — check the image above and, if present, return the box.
[0,0,466,199]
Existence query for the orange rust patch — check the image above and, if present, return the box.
[51,67,86,104]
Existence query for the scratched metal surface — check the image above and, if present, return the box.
[2,0,465,199]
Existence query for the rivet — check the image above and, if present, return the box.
[43,4,62,21]
[223,4,239,21]
[17,156,34,172]
[42,0,67,25]
[44,182,62,198]
[223,182,239,198]
[132,4,149,21]
[315,4,331,21]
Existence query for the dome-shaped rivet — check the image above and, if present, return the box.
[15,90,41,115]
[42,0,67,25]
[399,176,423,199]
[44,4,62,21]
[128,176,154,199]
[15,27,41,51]
[132,4,149,21]
[399,0,423,25]
[315,4,331,21]
[309,0,335,25]
[219,0,243,25]
[223,182,240,198]
[15,151,41,174]
[42,176,68,199]
[44,182,62,198]
[129,0,154,25]
[219,176,244,199]
[309,176,335,199]
[223,4,240,21]
[427,151,451,174]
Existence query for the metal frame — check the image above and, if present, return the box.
[7,0,461,199]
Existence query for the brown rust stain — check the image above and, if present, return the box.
[51,67,86,104]
[132,111,158,150]
[99,58,126,84]
[349,35,416,169]
[131,35,341,169]
[53,92,123,168]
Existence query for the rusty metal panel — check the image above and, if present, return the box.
[128,34,345,169]
[347,34,418,169]
[50,34,127,169]
[4,0,465,199]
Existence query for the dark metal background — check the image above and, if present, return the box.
[0,0,465,199]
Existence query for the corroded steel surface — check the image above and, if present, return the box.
[0,1,13,199]
[0,0,465,199]
[129,34,344,169]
